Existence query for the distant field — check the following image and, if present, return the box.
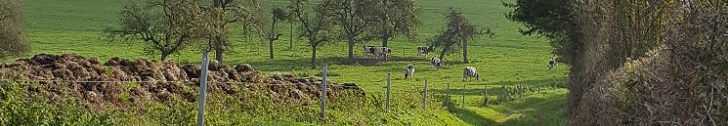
[17,0,569,125]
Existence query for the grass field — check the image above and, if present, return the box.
[11,0,570,125]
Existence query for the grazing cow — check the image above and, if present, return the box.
[548,57,557,71]
[374,47,391,60]
[417,46,434,57]
[386,48,391,59]
[405,64,415,79]
[463,66,479,81]
[430,57,442,69]
[363,46,376,58]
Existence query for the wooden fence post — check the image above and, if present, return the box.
[462,83,466,108]
[499,80,505,103]
[483,84,488,106]
[386,72,391,112]
[197,52,210,126]
[423,78,428,110]
[446,83,450,107]
[320,61,327,121]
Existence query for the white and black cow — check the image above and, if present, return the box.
[463,66,479,81]
[417,46,434,57]
[430,57,442,69]
[548,57,557,71]
[363,46,376,58]
[405,64,415,79]
[374,47,391,60]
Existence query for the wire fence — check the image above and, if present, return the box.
[0,73,565,122]
[0,79,361,88]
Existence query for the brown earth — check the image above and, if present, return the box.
[0,53,363,110]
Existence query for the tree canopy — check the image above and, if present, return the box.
[429,8,493,63]
[319,0,378,61]
[291,0,337,68]
[504,0,574,63]
[371,0,419,47]
[104,0,210,61]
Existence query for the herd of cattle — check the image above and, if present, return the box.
[363,46,392,60]
[366,45,558,81]
[404,56,479,81]
[363,46,435,60]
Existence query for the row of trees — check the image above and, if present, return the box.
[104,0,488,68]
[104,0,419,66]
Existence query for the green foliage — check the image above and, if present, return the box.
[0,81,120,125]
[204,0,266,62]
[370,0,420,47]
[429,7,493,62]
[291,0,337,68]
[319,0,379,60]
[104,0,210,61]
[504,0,574,64]
[0,0,28,60]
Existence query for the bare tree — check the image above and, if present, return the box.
[206,0,263,63]
[104,0,209,61]
[291,0,336,68]
[286,2,298,50]
[261,8,288,59]
[429,8,493,63]
[0,0,28,59]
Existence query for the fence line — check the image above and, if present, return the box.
[2,76,565,115]
[0,79,563,93]
[0,79,360,88]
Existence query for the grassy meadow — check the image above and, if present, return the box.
[5,0,571,125]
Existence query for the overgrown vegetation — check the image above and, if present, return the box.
[507,0,728,125]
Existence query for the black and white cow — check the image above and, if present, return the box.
[417,46,434,57]
[363,46,376,58]
[430,57,442,69]
[375,47,391,60]
[405,64,415,79]
[548,57,557,71]
[463,66,479,81]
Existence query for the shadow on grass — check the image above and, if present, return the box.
[428,77,568,96]
[496,91,568,126]
[446,105,499,126]
[241,57,347,71]
[437,86,568,126]
[240,55,471,72]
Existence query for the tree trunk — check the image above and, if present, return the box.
[311,45,318,69]
[215,37,223,62]
[213,0,224,63]
[269,39,275,59]
[347,36,355,61]
[439,45,451,62]
[462,40,469,63]
[269,19,277,59]
[382,34,390,47]
[161,52,170,61]
[289,22,294,50]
